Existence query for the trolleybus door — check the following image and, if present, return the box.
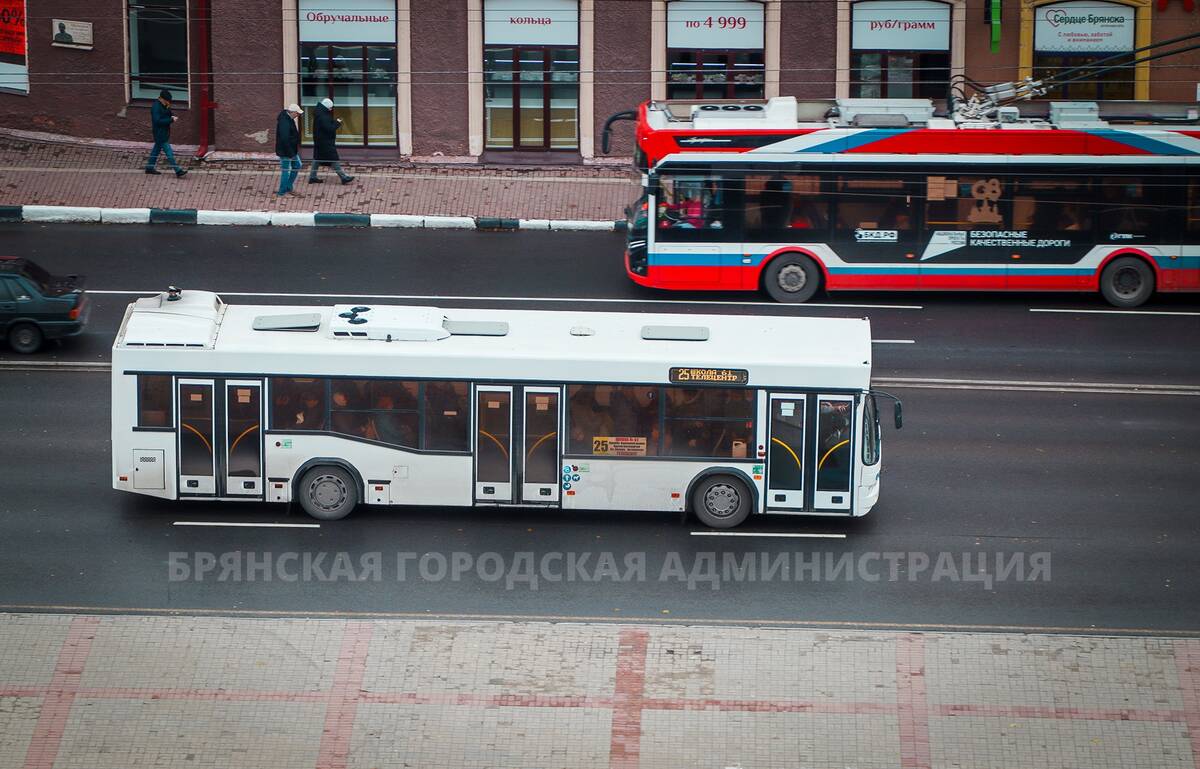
[813,395,855,511]
[766,394,806,509]
[223,380,263,498]
[177,379,216,495]
[475,385,514,503]
[521,387,561,504]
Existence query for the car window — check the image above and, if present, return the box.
[18,261,53,293]
[0,279,13,302]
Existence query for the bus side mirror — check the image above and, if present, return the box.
[893,401,903,429]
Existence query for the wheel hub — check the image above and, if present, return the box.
[311,475,346,510]
[777,264,807,292]
[704,484,740,518]
[1114,267,1142,297]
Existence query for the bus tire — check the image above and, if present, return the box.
[691,474,751,529]
[8,323,43,354]
[1100,256,1154,308]
[763,254,821,303]
[297,466,358,521]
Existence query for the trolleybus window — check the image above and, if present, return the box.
[655,175,735,241]
[1188,180,1200,236]
[744,174,828,241]
[923,175,1010,231]
[835,177,915,237]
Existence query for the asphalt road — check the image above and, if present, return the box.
[3,223,1199,383]
[1,223,1198,633]
[0,371,1197,632]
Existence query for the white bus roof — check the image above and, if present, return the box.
[114,291,873,391]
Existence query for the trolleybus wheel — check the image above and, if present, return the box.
[763,254,821,304]
[691,474,751,529]
[8,323,43,354]
[1100,256,1154,308]
[297,466,358,521]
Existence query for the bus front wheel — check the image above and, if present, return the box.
[1100,256,1154,308]
[691,475,751,529]
[297,466,358,521]
[763,254,821,303]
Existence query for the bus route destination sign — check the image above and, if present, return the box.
[669,367,749,385]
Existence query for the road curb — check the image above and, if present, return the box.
[2,205,621,232]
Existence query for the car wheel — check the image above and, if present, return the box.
[763,254,821,303]
[8,323,43,354]
[1100,256,1154,308]
[297,466,358,521]
[691,474,752,529]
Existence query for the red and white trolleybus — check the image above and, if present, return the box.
[619,97,1200,306]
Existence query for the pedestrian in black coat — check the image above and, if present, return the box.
[275,103,303,196]
[144,89,187,177]
[308,98,354,184]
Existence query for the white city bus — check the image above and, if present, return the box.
[111,289,899,527]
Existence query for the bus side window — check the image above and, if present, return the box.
[568,385,659,456]
[836,176,914,238]
[271,377,326,431]
[1188,180,1200,235]
[1013,175,1091,234]
[663,387,754,459]
[655,174,732,241]
[137,375,172,427]
[745,174,826,242]
[423,381,470,452]
[1095,176,1161,237]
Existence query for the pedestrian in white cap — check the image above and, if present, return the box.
[274,103,304,196]
[309,97,354,184]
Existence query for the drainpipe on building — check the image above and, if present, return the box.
[193,0,216,159]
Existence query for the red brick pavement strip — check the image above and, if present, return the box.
[21,615,101,769]
[609,628,650,769]
[316,620,374,769]
[7,619,1200,768]
[0,137,638,221]
[1177,639,1200,769]
[896,633,932,769]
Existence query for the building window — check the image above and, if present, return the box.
[297,0,397,148]
[666,1,765,99]
[1032,1,1135,100]
[128,0,189,102]
[667,49,764,99]
[849,0,950,99]
[483,1,580,151]
[300,44,398,147]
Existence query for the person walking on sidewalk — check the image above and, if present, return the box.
[308,98,354,185]
[275,103,304,196]
[145,90,187,177]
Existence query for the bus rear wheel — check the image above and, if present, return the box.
[297,466,358,521]
[763,254,821,303]
[1100,256,1154,308]
[691,474,751,529]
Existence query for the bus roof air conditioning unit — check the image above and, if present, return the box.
[1049,101,1107,129]
[836,98,934,126]
[691,97,798,129]
[328,304,450,342]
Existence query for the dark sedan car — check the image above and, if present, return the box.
[0,257,89,353]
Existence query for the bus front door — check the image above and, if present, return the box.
[522,387,560,504]
[475,386,514,503]
[177,380,216,496]
[223,380,263,498]
[766,394,806,510]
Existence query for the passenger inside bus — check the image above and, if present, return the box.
[295,391,325,430]
[368,394,417,447]
[331,389,371,437]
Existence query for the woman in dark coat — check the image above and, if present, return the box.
[308,98,354,184]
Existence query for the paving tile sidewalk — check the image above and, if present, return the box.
[0,136,639,221]
[1,612,1198,769]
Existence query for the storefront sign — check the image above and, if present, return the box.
[1035,1,1134,52]
[667,0,764,49]
[851,0,951,51]
[669,367,750,384]
[299,0,396,44]
[484,0,578,46]
[0,0,28,93]
[51,19,93,50]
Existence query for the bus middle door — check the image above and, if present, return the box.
[474,385,563,506]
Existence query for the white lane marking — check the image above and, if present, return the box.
[173,521,320,529]
[690,531,847,539]
[874,376,1200,396]
[0,360,109,371]
[85,289,923,311]
[1031,308,1200,317]
[873,339,915,344]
